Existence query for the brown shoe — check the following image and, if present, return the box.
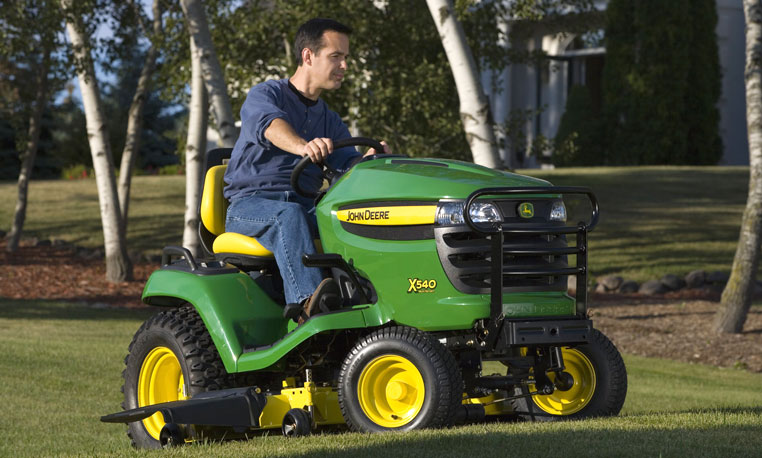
[298,278,339,324]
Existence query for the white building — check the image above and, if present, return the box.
[486,0,747,168]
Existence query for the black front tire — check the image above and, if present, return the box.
[338,326,462,432]
[511,329,627,421]
[121,306,230,449]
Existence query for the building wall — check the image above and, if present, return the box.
[716,0,747,165]
[489,0,747,167]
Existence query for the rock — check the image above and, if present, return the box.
[51,238,68,246]
[595,283,608,294]
[661,274,686,291]
[706,271,730,284]
[567,275,577,295]
[599,275,624,291]
[639,279,667,295]
[684,270,706,289]
[619,280,640,293]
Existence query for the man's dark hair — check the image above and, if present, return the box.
[294,18,352,66]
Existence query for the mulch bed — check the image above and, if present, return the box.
[2,239,761,372]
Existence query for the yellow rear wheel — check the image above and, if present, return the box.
[123,306,229,449]
[531,348,596,415]
[137,347,188,440]
[357,355,426,428]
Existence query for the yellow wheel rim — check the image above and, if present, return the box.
[357,355,426,428]
[137,346,187,440]
[531,348,596,416]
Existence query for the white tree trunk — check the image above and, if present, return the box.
[183,37,208,257]
[7,51,49,253]
[714,0,762,333]
[118,0,161,233]
[426,0,501,168]
[180,0,237,147]
[63,1,133,282]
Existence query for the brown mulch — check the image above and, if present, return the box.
[0,239,155,308]
[1,240,761,372]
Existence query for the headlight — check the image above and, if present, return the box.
[435,201,502,226]
[550,200,567,222]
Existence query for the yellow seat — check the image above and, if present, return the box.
[200,164,275,258]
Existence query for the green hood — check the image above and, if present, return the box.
[329,158,551,202]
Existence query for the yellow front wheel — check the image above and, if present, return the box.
[531,348,596,415]
[511,329,628,421]
[357,355,426,428]
[339,327,462,432]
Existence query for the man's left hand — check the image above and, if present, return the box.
[364,141,391,156]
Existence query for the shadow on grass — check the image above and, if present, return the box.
[195,407,762,458]
[0,298,155,321]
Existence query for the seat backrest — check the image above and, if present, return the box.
[198,148,232,256]
[200,165,228,235]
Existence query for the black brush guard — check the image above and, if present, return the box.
[463,187,599,350]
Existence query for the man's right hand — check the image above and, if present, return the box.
[300,137,333,164]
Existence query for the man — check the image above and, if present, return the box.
[223,18,388,316]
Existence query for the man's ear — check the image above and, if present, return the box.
[301,48,313,66]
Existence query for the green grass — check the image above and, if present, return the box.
[1,299,761,457]
[0,166,751,280]
[0,175,187,254]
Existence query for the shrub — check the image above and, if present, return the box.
[601,0,722,165]
[61,164,94,180]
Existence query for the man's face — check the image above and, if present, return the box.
[308,31,349,91]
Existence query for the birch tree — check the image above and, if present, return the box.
[180,0,237,147]
[3,1,64,252]
[62,0,133,282]
[117,0,162,232]
[714,0,762,333]
[182,37,208,256]
[426,0,501,168]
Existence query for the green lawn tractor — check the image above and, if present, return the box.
[102,137,627,448]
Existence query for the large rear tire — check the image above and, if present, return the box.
[511,329,627,421]
[122,306,229,448]
[338,326,462,432]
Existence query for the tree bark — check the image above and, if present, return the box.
[714,0,762,333]
[7,50,50,253]
[63,0,133,282]
[425,0,501,168]
[118,0,161,233]
[182,37,208,257]
[180,0,237,147]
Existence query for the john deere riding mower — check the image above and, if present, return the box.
[102,138,627,448]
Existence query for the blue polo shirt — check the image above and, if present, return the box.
[223,79,360,201]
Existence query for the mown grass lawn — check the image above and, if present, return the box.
[1,299,760,457]
[0,166,750,282]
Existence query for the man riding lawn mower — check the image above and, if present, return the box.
[101,137,628,448]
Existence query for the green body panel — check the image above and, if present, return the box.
[143,269,391,372]
[142,157,579,374]
[316,157,572,331]
[142,269,287,373]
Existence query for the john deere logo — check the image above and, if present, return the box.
[518,202,534,219]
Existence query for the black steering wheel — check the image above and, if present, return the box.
[290,137,386,198]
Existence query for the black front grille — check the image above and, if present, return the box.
[435,225,573,294]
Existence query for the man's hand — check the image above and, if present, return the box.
[364,140,391,157]
[300,137,333,163]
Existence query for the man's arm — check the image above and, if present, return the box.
[264,118,334,164]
